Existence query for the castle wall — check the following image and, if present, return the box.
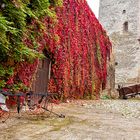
[99,0,140,87]
[138,0,140,37]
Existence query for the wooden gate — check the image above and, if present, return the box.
[31,58,51,93]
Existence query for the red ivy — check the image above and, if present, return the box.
[8,0,112,100]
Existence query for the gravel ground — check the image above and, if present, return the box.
[82,100,140,119]
[0,99,140,140]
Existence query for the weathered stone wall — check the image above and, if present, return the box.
[99,0,140,87]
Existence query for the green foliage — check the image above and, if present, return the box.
[0,80,6,89]
[0,0,63,89]
[0,65,14,77]
[100,95,110,100]
[10,82,28,92]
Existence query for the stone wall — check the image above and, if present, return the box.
[99,0,140,87]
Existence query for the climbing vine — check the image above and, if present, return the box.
[0,0,62,91]
[47,0,112,99]
[0,0,111,100]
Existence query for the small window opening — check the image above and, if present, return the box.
[115,62,118,66]
[122,10,126,14]
[123,21,128,32]
[138,38,140,44]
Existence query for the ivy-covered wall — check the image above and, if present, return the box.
[0,0,112,100]
[0,0,62,91]
[47,0,112,99]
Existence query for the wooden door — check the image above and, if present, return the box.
[31,58,50,93]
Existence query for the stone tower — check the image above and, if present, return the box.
[99,0,140,87]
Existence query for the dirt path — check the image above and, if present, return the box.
[0,100,140,140]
